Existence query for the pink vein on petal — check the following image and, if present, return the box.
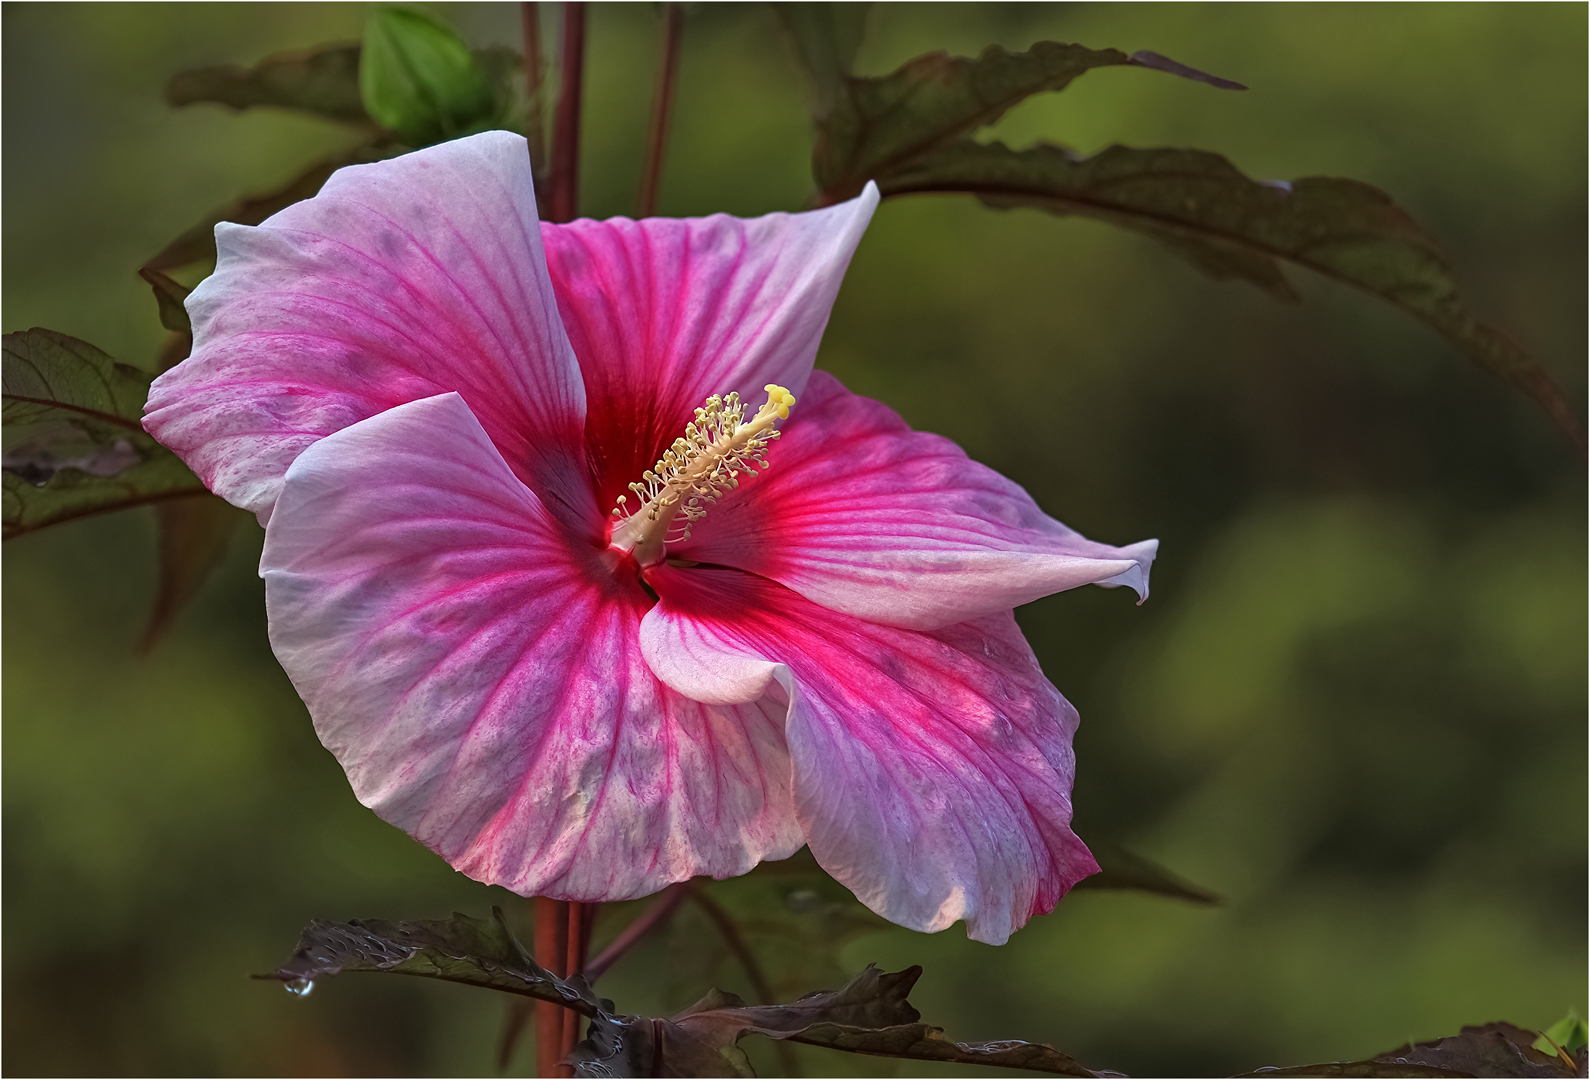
[542,184,878,515]
[641,562,1098,945]
[262,392,800,901]
[674,370,1158,630]
[145,131,593,531]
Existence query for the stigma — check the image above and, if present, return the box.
[608,385,795,567]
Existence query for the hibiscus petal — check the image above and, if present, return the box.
[145,131,594,531]
[641,563,1098,945]
[261,392,801,900]
[673,370,1158,630]
[541,184,878,513]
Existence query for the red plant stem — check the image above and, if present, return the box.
[532,898,597,1078]
[636,3,683,218]
[585,881,690,981]
[546,1,586,224]
[559,902,596,1075]
[532,897,569,1078]
[519,2,546,174]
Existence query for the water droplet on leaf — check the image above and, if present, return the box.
[785,888,821,912]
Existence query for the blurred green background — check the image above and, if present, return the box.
[3,3,1584,1076]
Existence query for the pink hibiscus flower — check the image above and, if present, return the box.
[143,131,1156,944]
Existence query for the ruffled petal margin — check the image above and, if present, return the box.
[261,393,801,900]
[673,370,1158,630]
[542,185,878,515]
[145,131,595,531]
[641,563,1098,945]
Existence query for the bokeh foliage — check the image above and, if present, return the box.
[2,3,1584,1076]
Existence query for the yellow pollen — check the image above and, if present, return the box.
[608,387,796,567]
[764,383,795,420]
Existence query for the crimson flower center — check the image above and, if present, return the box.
[607,384,796,567]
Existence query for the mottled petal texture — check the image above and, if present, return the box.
[675,371,1158,630]
[541,184,878,514]
[142,129,1142,932]
[145,131,593,529]
[642,564,1098,945]
[261,393,801,900]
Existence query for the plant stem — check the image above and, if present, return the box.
[585,881,690,981]
[532,898,598,1078]
[532,17,591,1075]
[519,2,546,178]
[533,897,569,1078]
[636,3,683,218]
[546,1,586,224]
[689,887,802,1076]
[688,888,775,1006]
[559,902,595,1075]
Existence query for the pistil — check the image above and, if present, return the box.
[608,385,795,567]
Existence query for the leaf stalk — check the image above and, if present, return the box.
[636,3,683,218]
[520,2,547,178]
[545,2,586,224]
[585,881,690,981]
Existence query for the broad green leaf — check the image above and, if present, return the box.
[137,495,245,653]
[266,908,1583,1080]
[782,1018,1101,1077]
[809,40,1241,201]
[138,267,192,334]
[578,1005,748,1077]
[1127,49,1249,91]
[269,909,1110,1076]
[1230,1064,1470,1077]
[141,267,194,371]
[360,6,496,146]
[260,907,600,1013]
[875,139,1582,450]
[1536,1011,1588,1057]
[796,38,1578,449]
[1239,1021,1582,1078]
[1,435,171,538]
[166,43,370,124]
[2,329,204,540]
[1073,841,1222,904]
[770,3,872,114]
[144,145,394,271]
[4,330,152,425]
[573,964,1109,1078]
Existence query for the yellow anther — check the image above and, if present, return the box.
[762,384,796,420]
[611,387,795,566]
